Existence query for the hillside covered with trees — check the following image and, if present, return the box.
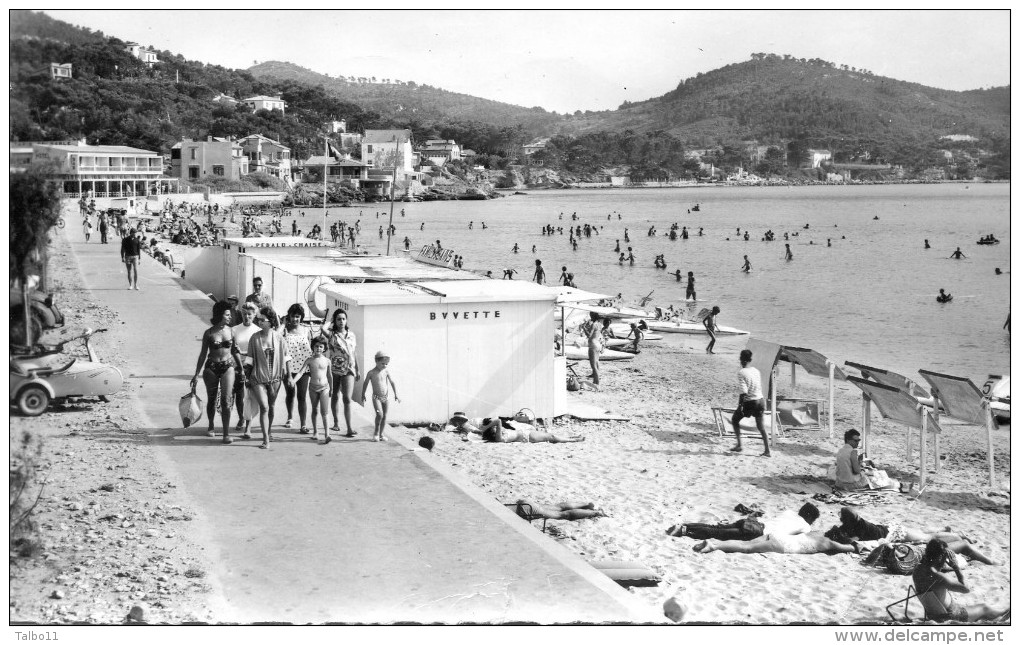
[9,10,1010,180]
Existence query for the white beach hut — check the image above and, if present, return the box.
[318,280,559,424]
[184,237,480,317]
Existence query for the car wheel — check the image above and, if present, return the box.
[16,385,50,416]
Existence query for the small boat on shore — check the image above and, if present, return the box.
[984,375,1010,423]
[644,320,749,336]
[563,346,634,361]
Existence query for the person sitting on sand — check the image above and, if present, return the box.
[693,530,857,556]
[912,539,1009,623]
[515,500,605,521]
[667,503,818,541]
[830,509,996,564]
[833,429,897,490]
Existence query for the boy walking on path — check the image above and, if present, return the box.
[360,350,399,442]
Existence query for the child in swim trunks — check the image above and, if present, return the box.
[360,350,399,442]
[297,337,333,443]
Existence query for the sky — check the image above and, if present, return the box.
[41,8,1012,114]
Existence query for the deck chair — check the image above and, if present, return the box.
[504,501,549,533]
[712,406,782,439]
[886,585,929,623]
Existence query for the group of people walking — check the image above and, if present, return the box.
[190,279,370,449]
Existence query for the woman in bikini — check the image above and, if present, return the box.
[913,539,1008,622]
[322,309,360,438]
[281,303,313,433]
[190,300,242,444]
[247,307,292,449]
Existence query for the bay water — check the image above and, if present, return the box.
[302,183,1010,385]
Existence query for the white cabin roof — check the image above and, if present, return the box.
[320,279,559,306]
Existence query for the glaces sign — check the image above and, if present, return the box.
[415,244,454,268]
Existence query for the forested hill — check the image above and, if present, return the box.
[248,61,561,131]
[560,55,1009,147]
[9,10,1010,178]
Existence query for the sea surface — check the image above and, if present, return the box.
[301,183,1010,386]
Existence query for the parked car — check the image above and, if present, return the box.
[10,282,64,347]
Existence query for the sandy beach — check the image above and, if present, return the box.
[395,338,1011,623]
[11,202,1010,625]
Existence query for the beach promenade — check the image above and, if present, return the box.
[64,225,658,624]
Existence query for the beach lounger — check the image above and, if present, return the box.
[712,406,783,439]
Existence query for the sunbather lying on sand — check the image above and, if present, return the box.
[829,508,996,564]
[516,500,605,520]
[483,425,584,443]
[667,503,819,541]
[693,530,858,555]
[447,413,502,435]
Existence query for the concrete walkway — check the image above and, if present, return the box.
[64,225,658,624]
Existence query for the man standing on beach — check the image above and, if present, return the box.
[730,349,771,457]
[703,306,720,354]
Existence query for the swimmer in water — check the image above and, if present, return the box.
[512,243,519,253]
[741,255,751,273]
[924,239,930,249]
[686,272,696,300]
[827,239,832,247]
[949,247,966,259]
[614,239,620,252]
[936,289,953,303]
[784,244,793,261]
[674,269,683,282]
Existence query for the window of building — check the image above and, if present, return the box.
[188,167,200,179]
[213,165,224,176]
[171,149,181,160]
[366,145,373,153]
[190,148,197,160]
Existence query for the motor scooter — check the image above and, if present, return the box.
[10,328,123,416]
